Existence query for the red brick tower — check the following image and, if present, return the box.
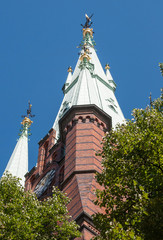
[25,15,124,239]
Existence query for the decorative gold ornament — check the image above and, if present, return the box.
[105,64,110,70]
[68,66,73,73]
[21,117,33,127]
[80,52,91,62]
[82,28,93,38]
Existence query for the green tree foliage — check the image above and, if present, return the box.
[159,63,163,76]
[93,93,163,239]
[0,173,81,240]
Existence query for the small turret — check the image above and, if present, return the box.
[105,64,116,91]
[62,67,73,94]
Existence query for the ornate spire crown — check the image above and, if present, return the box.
[81,14,94,41]
[20,101,34,137]
[79,14,96,66]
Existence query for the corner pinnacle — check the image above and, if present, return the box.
[105,64,110,70]
[68,66,73,73]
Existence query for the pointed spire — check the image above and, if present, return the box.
[3,102,34,186]
[52,16,125,134]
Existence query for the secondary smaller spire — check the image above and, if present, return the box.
[3,102,34,186]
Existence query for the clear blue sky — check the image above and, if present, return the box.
[0,0,162,177]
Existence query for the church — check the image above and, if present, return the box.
[3,15,124,239]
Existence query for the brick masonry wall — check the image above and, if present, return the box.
[25,105,111,240]
[60,106,111,239]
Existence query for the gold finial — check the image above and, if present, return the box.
[105,64,110,70]
[68,66,73,73]
[80,52,91,62]
[21,117,33,127]
[83,28,93,38]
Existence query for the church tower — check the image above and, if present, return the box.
[25,15,125,239]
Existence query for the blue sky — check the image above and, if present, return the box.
[0,0,162,177]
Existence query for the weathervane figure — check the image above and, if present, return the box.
[21,101,35,119]
[81,14,93,28]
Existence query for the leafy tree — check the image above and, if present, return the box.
[0,173,81,240]
[159,63,163,76]
[93,92,163,239]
